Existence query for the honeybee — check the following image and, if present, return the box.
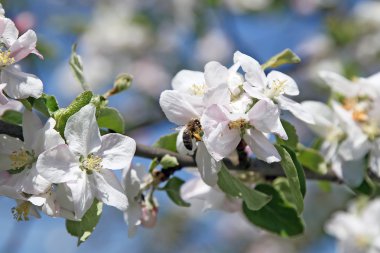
[182,119,203,151]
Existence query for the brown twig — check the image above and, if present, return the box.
[0,120,340,182]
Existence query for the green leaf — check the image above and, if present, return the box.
[160,154,179,169]
[261,49,301,70]
[284,146,306,198]
[96,107,125,134]
[217,165,271,211]
[276,145,304,214]
[69,44,90,91]
[66,200,103,246]
[149,158,159,173]
[54,91,93,136]
[273,177,293,203]
[152,133,178,152]
[31,94,60,117]
[243,184,304,237]
[297,147,327,174]
[163,177,190,207]
[276,120,298,150]
[352,177,375,196]
[0,110,22,125]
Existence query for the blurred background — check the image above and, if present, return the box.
[1,0,380,252]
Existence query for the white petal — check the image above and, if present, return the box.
[123,167,142,200]
[93,169,128,211]
[1,66,43,100]
[267,70,299,96]
[204,61,228,89]
[159,90,201,125]
[247,99,287,139]
[301,101,335,137]
[22,109,43,150]
[341,159,366,187]
[36,144,80,183]
[0,99,22,115]
[20,166,51,194]
[338,135,370,161]
[242,82,267,100]
[0,134,24,155]
[203,82,230,107]
[0,17,18,47]
[171,70,205,93]
[66,173,94,219]
[233,51,266,88]
[37,118,65,153]
[95,133,136,170]
[244,129,280,163]
[64,104,101,156]
[370,140,380,177]
[124,201,142,237]
[9,30,43,62]
[319,71,359,97]
[201,104,241,160]
[195,142,222,186]
[277,96,314,124]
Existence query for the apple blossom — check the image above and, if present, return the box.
[0,15,43,103]
[123,163,150,237]
[37,104,135,218]
[326,198,380,253]
[235,51,314,124]
[181,176,241,212]
[200,100,282,163]
[0,110,64,197]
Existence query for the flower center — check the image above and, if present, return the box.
[355,234,372,249]
[0,49,15,67]
[326,127,345,142]
[80,154,103,174]
[189,84,206,96]
[228,119,249,130]
[12,201,32,221]
[265,79,287,99]
[9,148,36,173]
[362,121,380,140]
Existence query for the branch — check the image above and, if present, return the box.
[0,120,340,182]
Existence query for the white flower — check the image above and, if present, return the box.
[181,176,241,212]
[37,104,136,218]
[122,163,146,237]
[326,199,380,253]
[319,71,378,99]
[28,184,78,220]
[0,16,43,102]
[0,110,64,196]
[201,99,282,163]
[301,101,370,186]
[235,51,314,124]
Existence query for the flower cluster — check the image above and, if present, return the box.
[0,104,137,221]
[326,198,380,253]
[0,5,43,105]
[160,51,313,186]
[302,71,380,186]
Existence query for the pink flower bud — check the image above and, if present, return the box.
[140,205,158,228]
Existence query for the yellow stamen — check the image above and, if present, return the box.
[228,119,248,130]
[80,154,103,174]
[189,84,206,96]
[0,50,15,67]
[265,79,287,98]
[9,149,35,171]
